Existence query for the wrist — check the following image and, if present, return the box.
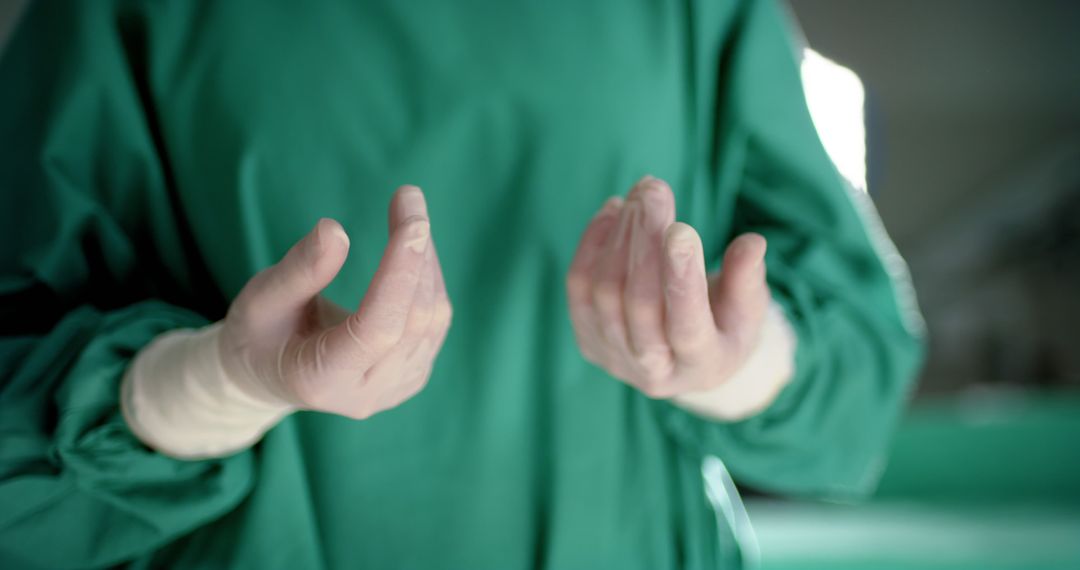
[121,322,295,460]
[670,297,797,421]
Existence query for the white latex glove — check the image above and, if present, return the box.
[566,176,796,421]
[122,185,452,459]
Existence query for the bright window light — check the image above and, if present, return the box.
[801,48,868,192]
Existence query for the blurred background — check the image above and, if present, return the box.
[2,1,1077,568]
[745,1,1080,569]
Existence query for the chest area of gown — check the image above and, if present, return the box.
[158,1,706,298]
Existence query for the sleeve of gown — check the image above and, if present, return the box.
[653,0,927,500]
[0,3,255,567]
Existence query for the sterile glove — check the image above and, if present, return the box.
[121,185,452,459]
[566,176,796,421]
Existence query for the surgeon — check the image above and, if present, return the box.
[0,0,925,568]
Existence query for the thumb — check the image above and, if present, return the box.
[710,233,770,346]
[232,218,351,326]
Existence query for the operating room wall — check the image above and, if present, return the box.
[790,0,1080,395]
[0,0,23,53]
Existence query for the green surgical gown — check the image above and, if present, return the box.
[0,0,926,568]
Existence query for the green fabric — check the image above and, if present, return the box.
[748,500,1080,570]
[875,394,1080,505]
[0,1,925,568]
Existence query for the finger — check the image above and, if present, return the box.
[567,197,623,362]
[394,206,453,373]
[313,294,352,329]
[232,217,350,328]
[568,196,624,283]
[315,184,438,334]
[373,363,433,413]
[590,198,638,361]
[367,250,445,389]
[388,184,429,235]
[431,236,449,299]
[320,193,432,371]
[711,233,770,352]
[429,310,451,359]
[394,241,438,349]
[344,343,425,419]
[425,237,453,350]
[661,222,719,361]
[370,294,442,381]
[364,291,443,410]
[427,240,453,345]
[413,197,452,347]
[623,177,676,380]
[415,244,454,367]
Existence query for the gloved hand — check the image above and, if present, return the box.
[565,176,795,420]
[220,184,452,419]
[122,185,452,459]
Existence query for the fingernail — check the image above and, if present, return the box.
[754,237,767,268]
[641,192,670,233]
[594,196,622,221]
[305,230,323,263]
[639,346,673,377]
[735,235,765,269]
[308,220,327,256]
[613,202,637,249]
[601,196,622,214]
[326,221,349,247]
[400,185,426,213]
[629,218,645,269]
[641,184,665,205]
[666,226,696,278]
[404,219,430,253]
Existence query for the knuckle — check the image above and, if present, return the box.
[579,344,606,366]
[566,273,591,300]
[599,319,625,345]
[225,301,252,328]
[626,299,660,324]
[229,275,269,321]
[607,361,635,383]
[605,320,636,352]
[431,299,453,329]
[410,370,432,394]
[638,366,665,388]
[343,387,379,420]
[351,317,401,353]
[371,329,402,352]
[406,309,434,337]
[344,405,375,421]
[438,301,454,327]
[407,382,427,401]
[669,324,711,350]
[635,347,674,377]
[639,379,673,399]
[592,281,622,311]
[290,379,327,409]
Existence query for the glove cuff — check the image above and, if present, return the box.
[670,297,798,421]
[121,322,295,459]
